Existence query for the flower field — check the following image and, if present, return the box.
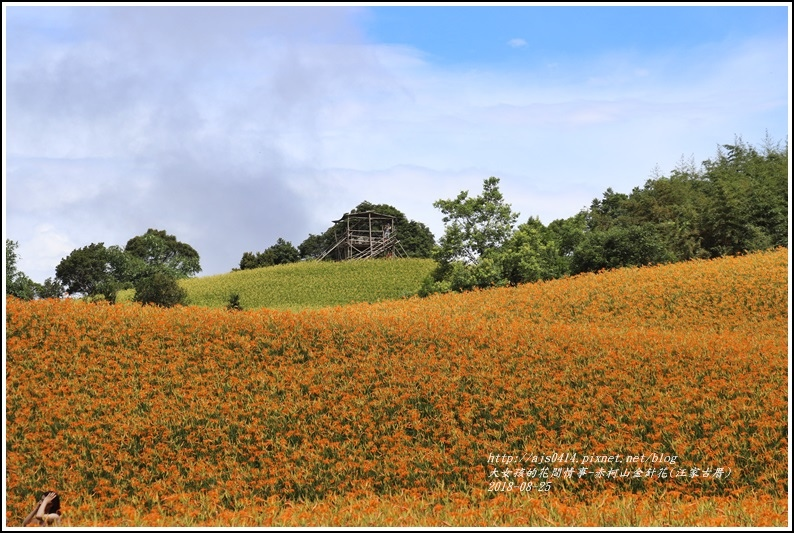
[118,257,437,310]
[5,248,789,526]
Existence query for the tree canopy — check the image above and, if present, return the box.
[421,177,521,294]
[53,229,200,302]
[432,177,519,264]
[568,136,788,273]
[54,243,132,300]
[239,238,301,270]
[133,270,187,307]
[420,136,788,295]
[125,229,201,278]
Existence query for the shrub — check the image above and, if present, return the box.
[226,293,243,311]
[133,271,187,307]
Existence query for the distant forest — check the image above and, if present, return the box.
[566,135,787,270]
[420,135,788,294]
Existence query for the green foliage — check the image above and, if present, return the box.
[697,138,788,256]
[547,211,587,255]
[125,229,201,278]
[55,243,121,297]
[37,277,66,299]
[546,211,588,273]
[501,217,568,284]
[37,134,791,307]
[6,239,37,301]
[6,240,66,300]
[239,238,300,270]
[9,274,38,301]
[419,215,567,296]
[297,233,328,260]
[133,270,187,307]
[433,176,519,264]
[571,223,677,274]
[108,247,149,286]
[585,187,631,231]
[54,229,199,302]
[226,293,243,311]
[574,135,788,270]
[238,252,258,270]
[422,177,519,295]
[93,279,124,304]
[6,239,20,288]
[420,135,787,296]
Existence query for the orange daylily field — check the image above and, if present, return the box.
[5,248,789,526]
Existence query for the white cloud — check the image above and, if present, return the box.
[4,8,788,285]
[19,224,80,282]
[508,38,527,48]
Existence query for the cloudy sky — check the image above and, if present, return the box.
[4,3,790,284]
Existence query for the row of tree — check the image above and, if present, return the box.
[6,229,201,306]
[421,135,788,294]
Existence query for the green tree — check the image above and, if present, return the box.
[399,219,437,258]
[433,177,519,264]
[55,243,116,297]
[226,292,243,311]
[566,136,788,275]
[584,187,631,232]
[6,239,20,288]
[263,238,300,266]
[298,233,329,260]
[37,277,66,299]
[571,223,676,274]
[749,136,789,248]
[239,238,300,270]
[501,217,567,285]
[238,251,261,270]
[125,229,201,278]
[624,172,708,262]
[421,177,519,295]
[698,137,787,256]
[54,242,147,302]
[133,270,187,307]
[6,239,37,300]
[547,211,587,264]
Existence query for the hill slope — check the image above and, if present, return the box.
[6,248,788,526]
[121,258,437,310]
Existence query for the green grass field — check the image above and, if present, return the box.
[118,258,436,310]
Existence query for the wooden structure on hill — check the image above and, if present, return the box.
[319,211,407,260]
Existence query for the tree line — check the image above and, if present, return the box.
[7,134,787,305]
[6,229,200,306]
[421,135,788,294]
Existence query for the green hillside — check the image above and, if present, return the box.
[120,258,436,310]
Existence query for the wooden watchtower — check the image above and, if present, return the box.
[319,211,407,260]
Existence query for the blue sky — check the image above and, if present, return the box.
[3,3,791,284]
[366,5,788,64]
